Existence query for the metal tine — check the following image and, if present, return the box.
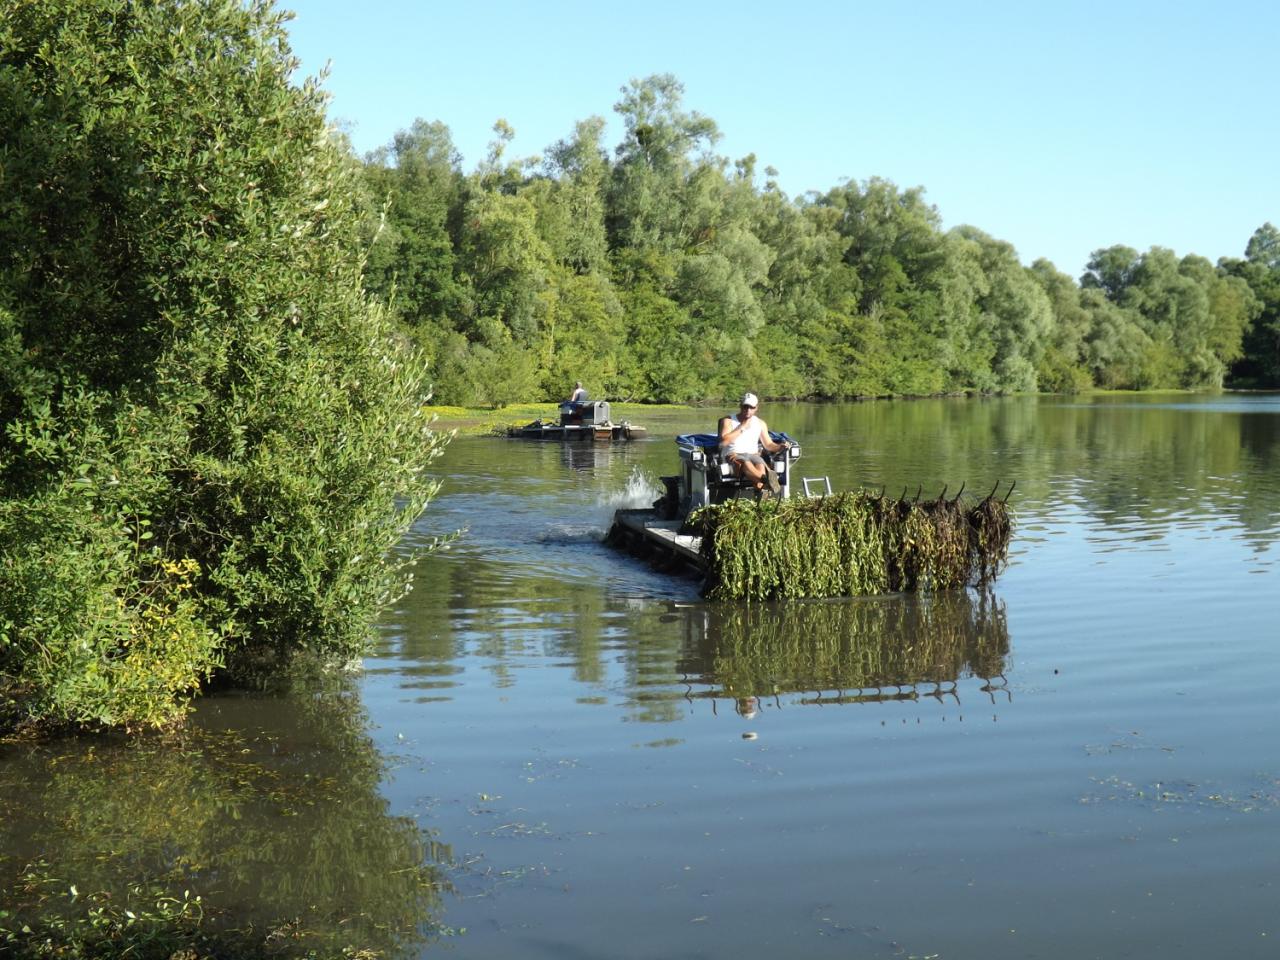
[900,486,908,502]
[937,484,948,502]
[981,480,1000,504]
[1002,480,1017,504]
[949,481,966,505]
[913,485,922,503]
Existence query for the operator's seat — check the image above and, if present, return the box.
[674,432,798,509]
[559,399,610,426]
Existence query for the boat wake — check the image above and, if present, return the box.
[537,468,662,545]
[536,523,611,545]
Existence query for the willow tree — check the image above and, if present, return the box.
[1084,245,1258,388]
[0,0,447,728]
[1029,258,1094,393]
[1221,223,1279,387]
[362,118,466,329]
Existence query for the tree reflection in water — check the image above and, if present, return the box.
[676,590,1009,709]
[0,673,453,958]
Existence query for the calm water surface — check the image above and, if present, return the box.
[3,395,1280,958]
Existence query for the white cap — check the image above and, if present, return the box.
[741,392,759,407]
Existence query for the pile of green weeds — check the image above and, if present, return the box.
[694,489,1013,600]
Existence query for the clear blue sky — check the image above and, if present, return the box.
[287,0,1278,279]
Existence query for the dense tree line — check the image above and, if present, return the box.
[359,75,1278,405]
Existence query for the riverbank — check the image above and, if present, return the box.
[425,390,1235,437]
[425,401,692,436]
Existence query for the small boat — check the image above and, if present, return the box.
[507,400,647,441]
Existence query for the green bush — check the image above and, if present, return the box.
[0,0,448,729]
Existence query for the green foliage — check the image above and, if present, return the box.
[0,0,448,729]
[538,266,625,397]
[606,74,722,255]
[0,384,227,728]
[0,497,220,729]
[1223,223,1280,387]
[356,72,1265,405]
[1081,289,1150,388]
[1083,244,1259,389]
[616,279,707,402]
[458,190,550,344]
[362,119,465,325]
[540,116,611,273]
[950,226,1053,392]
[694,490,1013,601]
[816,179,961,396]
[1030,259,1093,392]
[1036,346,1095,394]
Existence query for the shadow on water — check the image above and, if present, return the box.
[0,674,455,958]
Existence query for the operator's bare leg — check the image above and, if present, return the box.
[730,455,767,493]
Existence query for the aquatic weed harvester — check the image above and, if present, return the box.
[606,433,1014,600]
[507,400,647,441]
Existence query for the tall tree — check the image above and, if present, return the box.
[540,116,611,274]
[1223,223,1280,386]
[607,74,721,255]
[1030,258,1093,392]
[950,227,1053,392]
[362,119,465,325]
[820,179,965,395]
[1081,291,1152,388]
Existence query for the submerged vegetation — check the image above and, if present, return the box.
[694,489,1014,601]
[0,673,455,958]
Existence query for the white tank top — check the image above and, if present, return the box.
[725,415,765,455]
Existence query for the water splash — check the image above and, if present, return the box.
[546,467,660,544]
[599,466,663,510]
[534,468,663,546]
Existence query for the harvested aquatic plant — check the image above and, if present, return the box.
[692,489,1013,601]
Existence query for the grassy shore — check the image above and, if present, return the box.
[424,390,1241,438]
[425,402,692,436]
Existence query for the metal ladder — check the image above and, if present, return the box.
[801,476,833,498]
